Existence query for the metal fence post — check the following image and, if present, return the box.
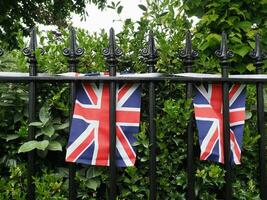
[0,48,3,57]
[63,27,84,200]
[103,28,122,200]
[179,31,198,200]
[23,27,43,200]
[249,33,267,200]
[215,31,234,200]
[142,30,158,200]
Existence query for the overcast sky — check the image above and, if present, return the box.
[71,0,144,33]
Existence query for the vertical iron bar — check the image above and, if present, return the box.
[63,27,84,200]
[179,31,198,200]
[0,48,3,57]
[23,27,42,200]
[103,28,122,200]
[250,33,267,200]
[142,30,158,200]
[215,31,233,200]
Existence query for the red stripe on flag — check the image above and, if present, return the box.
[95,84,110,166]
[117,111,140,123]
[230,130,241,161]
[83,83,98,105]
[229,84,240,100]
[200,128,219,160]
[230,110,245,124]
[210,84,222,113]
[66,129,94,162]
[116,127,135,165]
[118,84,133,102]
[194,106,221,119]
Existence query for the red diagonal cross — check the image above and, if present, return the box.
[73,83,139,166]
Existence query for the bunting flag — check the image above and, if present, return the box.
[65,73,141,167]
[193,84,246,164]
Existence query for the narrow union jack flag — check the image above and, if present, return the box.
[193,84,246,164]
[65,77,141,167]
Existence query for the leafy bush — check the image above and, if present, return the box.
[0,0,266,199]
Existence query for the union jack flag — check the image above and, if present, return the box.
[193,84,246,164]
[65,76,141,167]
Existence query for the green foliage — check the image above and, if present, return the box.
[0,0,266,199]
[0,0,107,49]
[34,169,68,200]
[0,164,27,200]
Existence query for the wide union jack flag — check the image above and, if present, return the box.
[193,84,246,164]
[65,75,141,167]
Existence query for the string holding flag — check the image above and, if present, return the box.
[193,83,246,165]
[65,73,141,167]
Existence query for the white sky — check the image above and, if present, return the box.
[69,0,144,33]
[39,0,198,34]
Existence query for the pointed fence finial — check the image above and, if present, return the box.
[103,28,122,64]
[215,31,233,62]
[141,30,158,72]
[179,30,198,65]
[249,33,266,68]
[23,27,44,58]
[63,27,84,59]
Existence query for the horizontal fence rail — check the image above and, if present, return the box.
[0,27,267,200]
[1,75,267,83]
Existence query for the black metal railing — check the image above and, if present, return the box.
[0,27,266,200]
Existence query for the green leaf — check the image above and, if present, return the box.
[233,45,251,57]
[87,179,100,191]
[36,140,49,151]
[238,21,252,32]
[18,140,38,153]
[246,63,255,71]
[0,134,19,141]
[29,122,43,127]
[54,122,69,130]
[246,111,252,120]
[39,105,50,125]
[86,167,102,178]
[18,140,49,153]
[47,141,62,151]
[42,125,55,137]
[117,5,123,14]
[138,4,147,11]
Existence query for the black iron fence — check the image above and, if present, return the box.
[0,27,266,200]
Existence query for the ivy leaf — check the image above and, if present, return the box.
[47,141,62,151]
[138,4,147,11]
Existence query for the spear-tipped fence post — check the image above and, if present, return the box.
[103,28,122,200]
[215,31,234,200]
[142,30,158,200]
[179,30,198,200]
[63,27,84,200]
[249,33,267,200]
[23,27,43,200]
